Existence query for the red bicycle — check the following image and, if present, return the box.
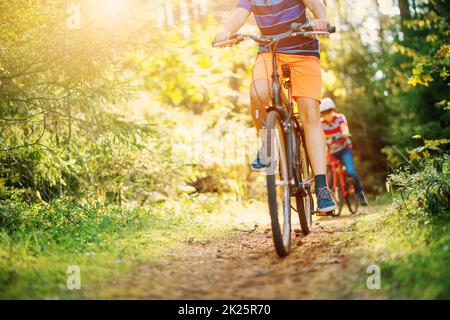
[327,152,358,216]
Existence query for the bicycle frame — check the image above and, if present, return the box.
[327,152,349,198]
[270,41,292,176]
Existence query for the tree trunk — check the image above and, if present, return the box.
[398,0,411,37]
[173,0,183,23]
[187,0,195,22]
[373,0,384,53]
[398,0,411,20]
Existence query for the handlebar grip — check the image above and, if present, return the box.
[291,22,336,34]
[291,22,303,31]
[212,39,236,48]
[212,35,243,48]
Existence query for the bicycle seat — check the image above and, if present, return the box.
[281,64,291,79]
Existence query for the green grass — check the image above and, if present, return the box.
[377,210,450,299]
[0,195,240,299]
[2,187,448,299]
[378,155,450,299]
[347,155,450,299]
[346,201,450,299]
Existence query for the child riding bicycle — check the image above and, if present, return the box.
[215,0,337,213]
[320,98,368,206]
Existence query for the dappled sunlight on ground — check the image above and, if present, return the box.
[93,203,389,300]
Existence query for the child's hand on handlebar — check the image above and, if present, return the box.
[303,19,330,38]
[215,30,232,43]
[311,19,330,32]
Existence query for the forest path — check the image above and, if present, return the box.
[95,204,388,299]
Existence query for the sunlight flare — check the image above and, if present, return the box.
[95,0,130,20]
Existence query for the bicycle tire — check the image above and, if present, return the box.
[345,177,359,214]
[294,128,314,234]
[331,183,344,217]
[265,111,291,257]
[328,169,343,217]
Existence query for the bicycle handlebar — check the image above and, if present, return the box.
[290,23,336,34]
[212,34,271,48]
[212,23,336,48]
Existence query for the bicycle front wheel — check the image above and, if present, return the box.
[265,111,291,257]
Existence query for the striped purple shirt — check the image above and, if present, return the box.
[236,0,319,57]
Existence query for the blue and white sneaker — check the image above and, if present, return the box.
[316,187,337,214]
[251,152,270,172]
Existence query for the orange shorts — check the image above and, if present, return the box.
[252,53,322,102]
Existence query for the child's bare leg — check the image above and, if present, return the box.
[248,79,272,169]
[250,79,271,131]
[295,97,327,176]
[296,97,335,212]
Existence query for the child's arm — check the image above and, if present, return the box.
[215,8,250,42]
[302,0,329,31]
[340,122,351,139]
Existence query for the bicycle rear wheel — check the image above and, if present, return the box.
[265,111,291,257]
[328,170,343,217]
[294,128,314,234]
[331,183,344,217]
[345,177,359,214]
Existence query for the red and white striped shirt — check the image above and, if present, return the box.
[321,113,352,154]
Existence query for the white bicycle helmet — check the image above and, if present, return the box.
[320,97,336,113]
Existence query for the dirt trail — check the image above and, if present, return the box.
[97,205,387,299]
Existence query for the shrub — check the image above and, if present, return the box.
[0,199,160,255]
[388,141,449,219]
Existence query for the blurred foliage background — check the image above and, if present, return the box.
[1,0,448,206]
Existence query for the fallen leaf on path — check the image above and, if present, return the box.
[233,224,259,233]
[255,269,273,277]
[242,242,256,249]
[315,258,341,265]
[291,268,317,275]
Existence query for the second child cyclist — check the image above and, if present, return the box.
[320,98,369,206]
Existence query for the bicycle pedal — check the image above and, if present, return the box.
[315,210,335,217]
